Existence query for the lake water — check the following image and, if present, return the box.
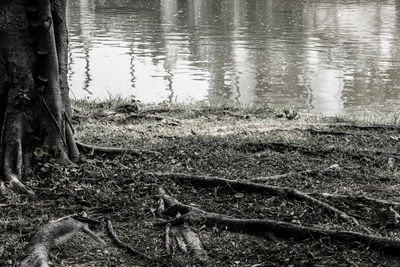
[66,0,400,115]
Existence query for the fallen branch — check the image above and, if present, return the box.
[250,164,340,182]
[157,188,400,256]
[106,219,153,261]
[146,172,365,231]
[76,141,160,156]
[20,215,105,267]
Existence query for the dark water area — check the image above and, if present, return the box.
[67,0,400,115]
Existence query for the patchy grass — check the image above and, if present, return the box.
[1,101,400,266]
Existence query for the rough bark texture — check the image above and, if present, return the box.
[158,188,400,257]
[0,0,78,194]
[147,172,362,228]
[20,215,105,267]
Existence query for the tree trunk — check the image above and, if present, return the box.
[0,0,78,195]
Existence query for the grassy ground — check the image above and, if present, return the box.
[1,100,400,266]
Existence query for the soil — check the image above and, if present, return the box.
[1,100,400,266]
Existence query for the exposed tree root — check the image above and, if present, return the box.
[248,141,400,159]
[203,122,399,137]
[105,219,153,261]
[250,164,340,182]
[156,199,208,262]
[316,193,400,207]
[157,188,400,256]
[88,104,182,126]
[1,0,81,197]
[170,223,208,262]
[0,175,36,197]
[75,141,160,156]
[20,215,105,267]
[306,128,374,137]
[146,172,365,231]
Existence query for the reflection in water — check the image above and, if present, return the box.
[67,0,400,115]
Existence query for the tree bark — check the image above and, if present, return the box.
[0,0,78,195]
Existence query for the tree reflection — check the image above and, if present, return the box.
[67,0,400,114]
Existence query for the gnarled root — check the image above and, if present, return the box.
[20,215,105,267]
[156,188,400,256]
[250,164,340,182]
[1,111,35,197]
[168,223,208,262]
[317,193,400,207]
[156,196,208,263]
[76,141,160,156]
[146,172,364,231]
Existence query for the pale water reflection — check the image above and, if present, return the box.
[66,0,400,115]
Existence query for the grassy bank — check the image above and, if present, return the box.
[1,100,400,266]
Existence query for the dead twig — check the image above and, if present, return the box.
[157,188,400,256]
[106,219,153,261]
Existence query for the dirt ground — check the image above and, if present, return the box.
[1,101,400,266]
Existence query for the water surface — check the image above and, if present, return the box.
[67,0,400,115]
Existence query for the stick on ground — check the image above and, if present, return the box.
[106,219,153,261]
